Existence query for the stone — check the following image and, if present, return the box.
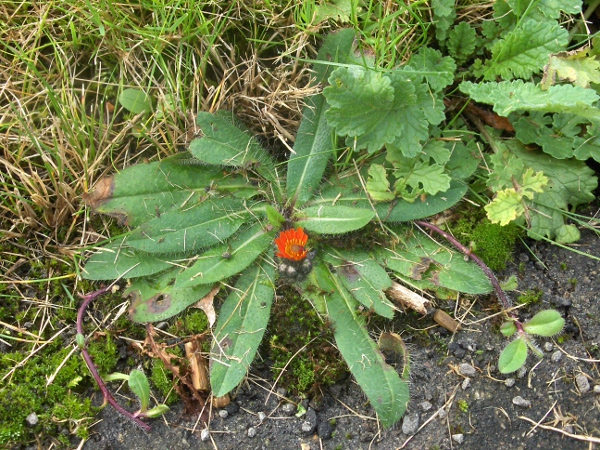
[504,378,515,388]
[452,433,465,444]
[419,401,433,411]
[281,403,296,416]
[301,408,317,434]
[575,374,590,394]
[512,396,531,408]
[26,413,38,426]
[402,412,419,435]
[218,409,229,419]
[247,427,257,438]
[200,429,210,442]
[458,363,476,377]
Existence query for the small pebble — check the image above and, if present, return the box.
[281,403,296,416]
[593,385,600,394]
[575,374,591,393]
[218,409,229,419]
[257,411,267,422]
[452,433,465,444]
[419,401,433,411]
[26,412,38,426]
[301,408,317,434]
[458,363,476,377]
[438,409,447,421]
[543,342,553,352]
[517,366,527,379]
[551,351,562,362]
[512,396,531,408]
[402,412,420,435]
[461,378,471,390]
[247,427,257,438]
[504,378,515,388]
[200,429,210,442]
[276,387,288,397]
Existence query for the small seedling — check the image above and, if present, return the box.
[104,370,169,419]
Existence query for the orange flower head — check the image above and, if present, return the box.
[275,227,309,261]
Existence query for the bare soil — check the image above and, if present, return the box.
[82,225,600,450]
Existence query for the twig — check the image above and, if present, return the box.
[519,415,600,444]
[77,286,152,432]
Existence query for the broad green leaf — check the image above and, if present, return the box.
[210,262,275,397]
[83,157,225,228]
[366,164,395,202]
[325,249,395,319]
[314,0,352,23]
[498,337,528,374]
[379,230,493,295]
[522,310,565,337]
[484,189,524,226]
[392,158,452,199]
[126,198,247,254]
[191,111,277,183]
[82,237,172,281]
[324,67,432,156]
[318,263,409,427]
[265,204,285,228]
[481,19,568,80]
[175,223,275,288]
[459,80,600,121]
[296,205,375,234]
[119,88,153,114]
[127,269,213,323]
[128,369,150,411]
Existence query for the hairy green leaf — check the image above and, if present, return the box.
[175,224,275,288]
[313,262,409,427]
[325,249,395,319]
[498,337,528,374]
[82,237,173,281]
[543,49,600,89]
[126,198,247,254]
[448,22,476,64]
[522,310,565,337]
[379,229,493,295]
[366,164,395,202]
[127,269,213,323]
[500,321,517,337]
[431,0,456,42]
[405,47,457,92]
[84,158,225,228]
[296,205,375,234]
[287,29,355,206]
[191,111,277,183]
[210,262,275,397]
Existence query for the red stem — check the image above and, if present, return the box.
[77,287,152,432]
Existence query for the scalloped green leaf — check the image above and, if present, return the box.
[522,310,565,337]
[83,158,225,228]
[210,261,275,397]
[447,22,476,64]
[405,47,457,92]
[127,269,213,323]
[175,223,275,288]
[481,19,568,80]
[317,262,409,427]
[296,205,375,234]
[459,80,600,121]
[126,198,247,254]
[82,237,173,281]
[498,337,528,374]
[325,249,395,319]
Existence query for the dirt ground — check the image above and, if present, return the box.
[81,224,600,450]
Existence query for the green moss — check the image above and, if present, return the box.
[457,399,469,413]
[150,359,179,405]
[452,214,522,271]
[87,333,118,375]
[268,288,346,396]
[517,288,543,305]
[168,309,209,336]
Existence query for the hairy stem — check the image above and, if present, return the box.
[77,286,152,432]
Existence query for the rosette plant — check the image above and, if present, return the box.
[82,30,494,428]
